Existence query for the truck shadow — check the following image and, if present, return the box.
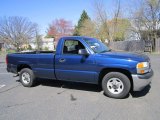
[16,79,151,98]
[130,85,151,98]
[37,79,102,92]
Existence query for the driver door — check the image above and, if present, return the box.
[55,39,97,83]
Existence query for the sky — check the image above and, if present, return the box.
[0,0,133,35]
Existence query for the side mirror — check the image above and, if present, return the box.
[78,49,89,55]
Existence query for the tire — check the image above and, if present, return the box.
[19,68,36,87]
[102,72,131,99]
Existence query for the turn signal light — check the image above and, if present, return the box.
[140,70,145,74]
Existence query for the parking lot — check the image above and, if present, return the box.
[0,54,160,120]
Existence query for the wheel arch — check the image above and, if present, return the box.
[17,64,32,73]
[98,68,133,91]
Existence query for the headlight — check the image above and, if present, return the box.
[137,62,148,68]
[136,62,149,74]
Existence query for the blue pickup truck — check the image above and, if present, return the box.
[6,36,153,98]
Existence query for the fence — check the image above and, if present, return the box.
[109,40,145,52]
[156,38,160,53]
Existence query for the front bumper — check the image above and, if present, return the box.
[132,70,153,91]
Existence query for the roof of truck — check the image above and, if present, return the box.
[60,36,94,40]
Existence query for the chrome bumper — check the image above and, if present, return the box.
[132,70,153,91]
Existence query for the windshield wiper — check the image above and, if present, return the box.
[100,49,111,53]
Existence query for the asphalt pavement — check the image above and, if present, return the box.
[0,54,160,120]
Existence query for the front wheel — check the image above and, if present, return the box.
[20,68,36,87]
[102,72,131,99]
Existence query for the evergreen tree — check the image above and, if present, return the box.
[73,10,90,36]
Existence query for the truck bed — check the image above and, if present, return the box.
[7,51,56,79]
[16,50,56,54]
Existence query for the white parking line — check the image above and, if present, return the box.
[0,84,6,89]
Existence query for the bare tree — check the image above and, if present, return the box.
[131,0,160,51]
[0,16,38,51]
[35,31,43,50]
[93,0,124,42]
[33,24,43,50]
[114,0,121,20]
[113,0,121,40]
[93,0,110,41]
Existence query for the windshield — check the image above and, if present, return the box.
[83,38,111,53]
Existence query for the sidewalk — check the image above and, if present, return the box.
[0,54,6,63]
[0,54,6,69]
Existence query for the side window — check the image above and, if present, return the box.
[63,40,85,54]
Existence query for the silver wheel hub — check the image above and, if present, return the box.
[21,72,30,84]
[107,78,124,94]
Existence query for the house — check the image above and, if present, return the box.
[30,36,55,50]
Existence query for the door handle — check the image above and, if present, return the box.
[59,58,66,63]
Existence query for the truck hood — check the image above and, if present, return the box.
[99,51,149,62]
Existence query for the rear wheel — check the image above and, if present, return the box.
[20,68,36,87]
[102,72,131,99]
